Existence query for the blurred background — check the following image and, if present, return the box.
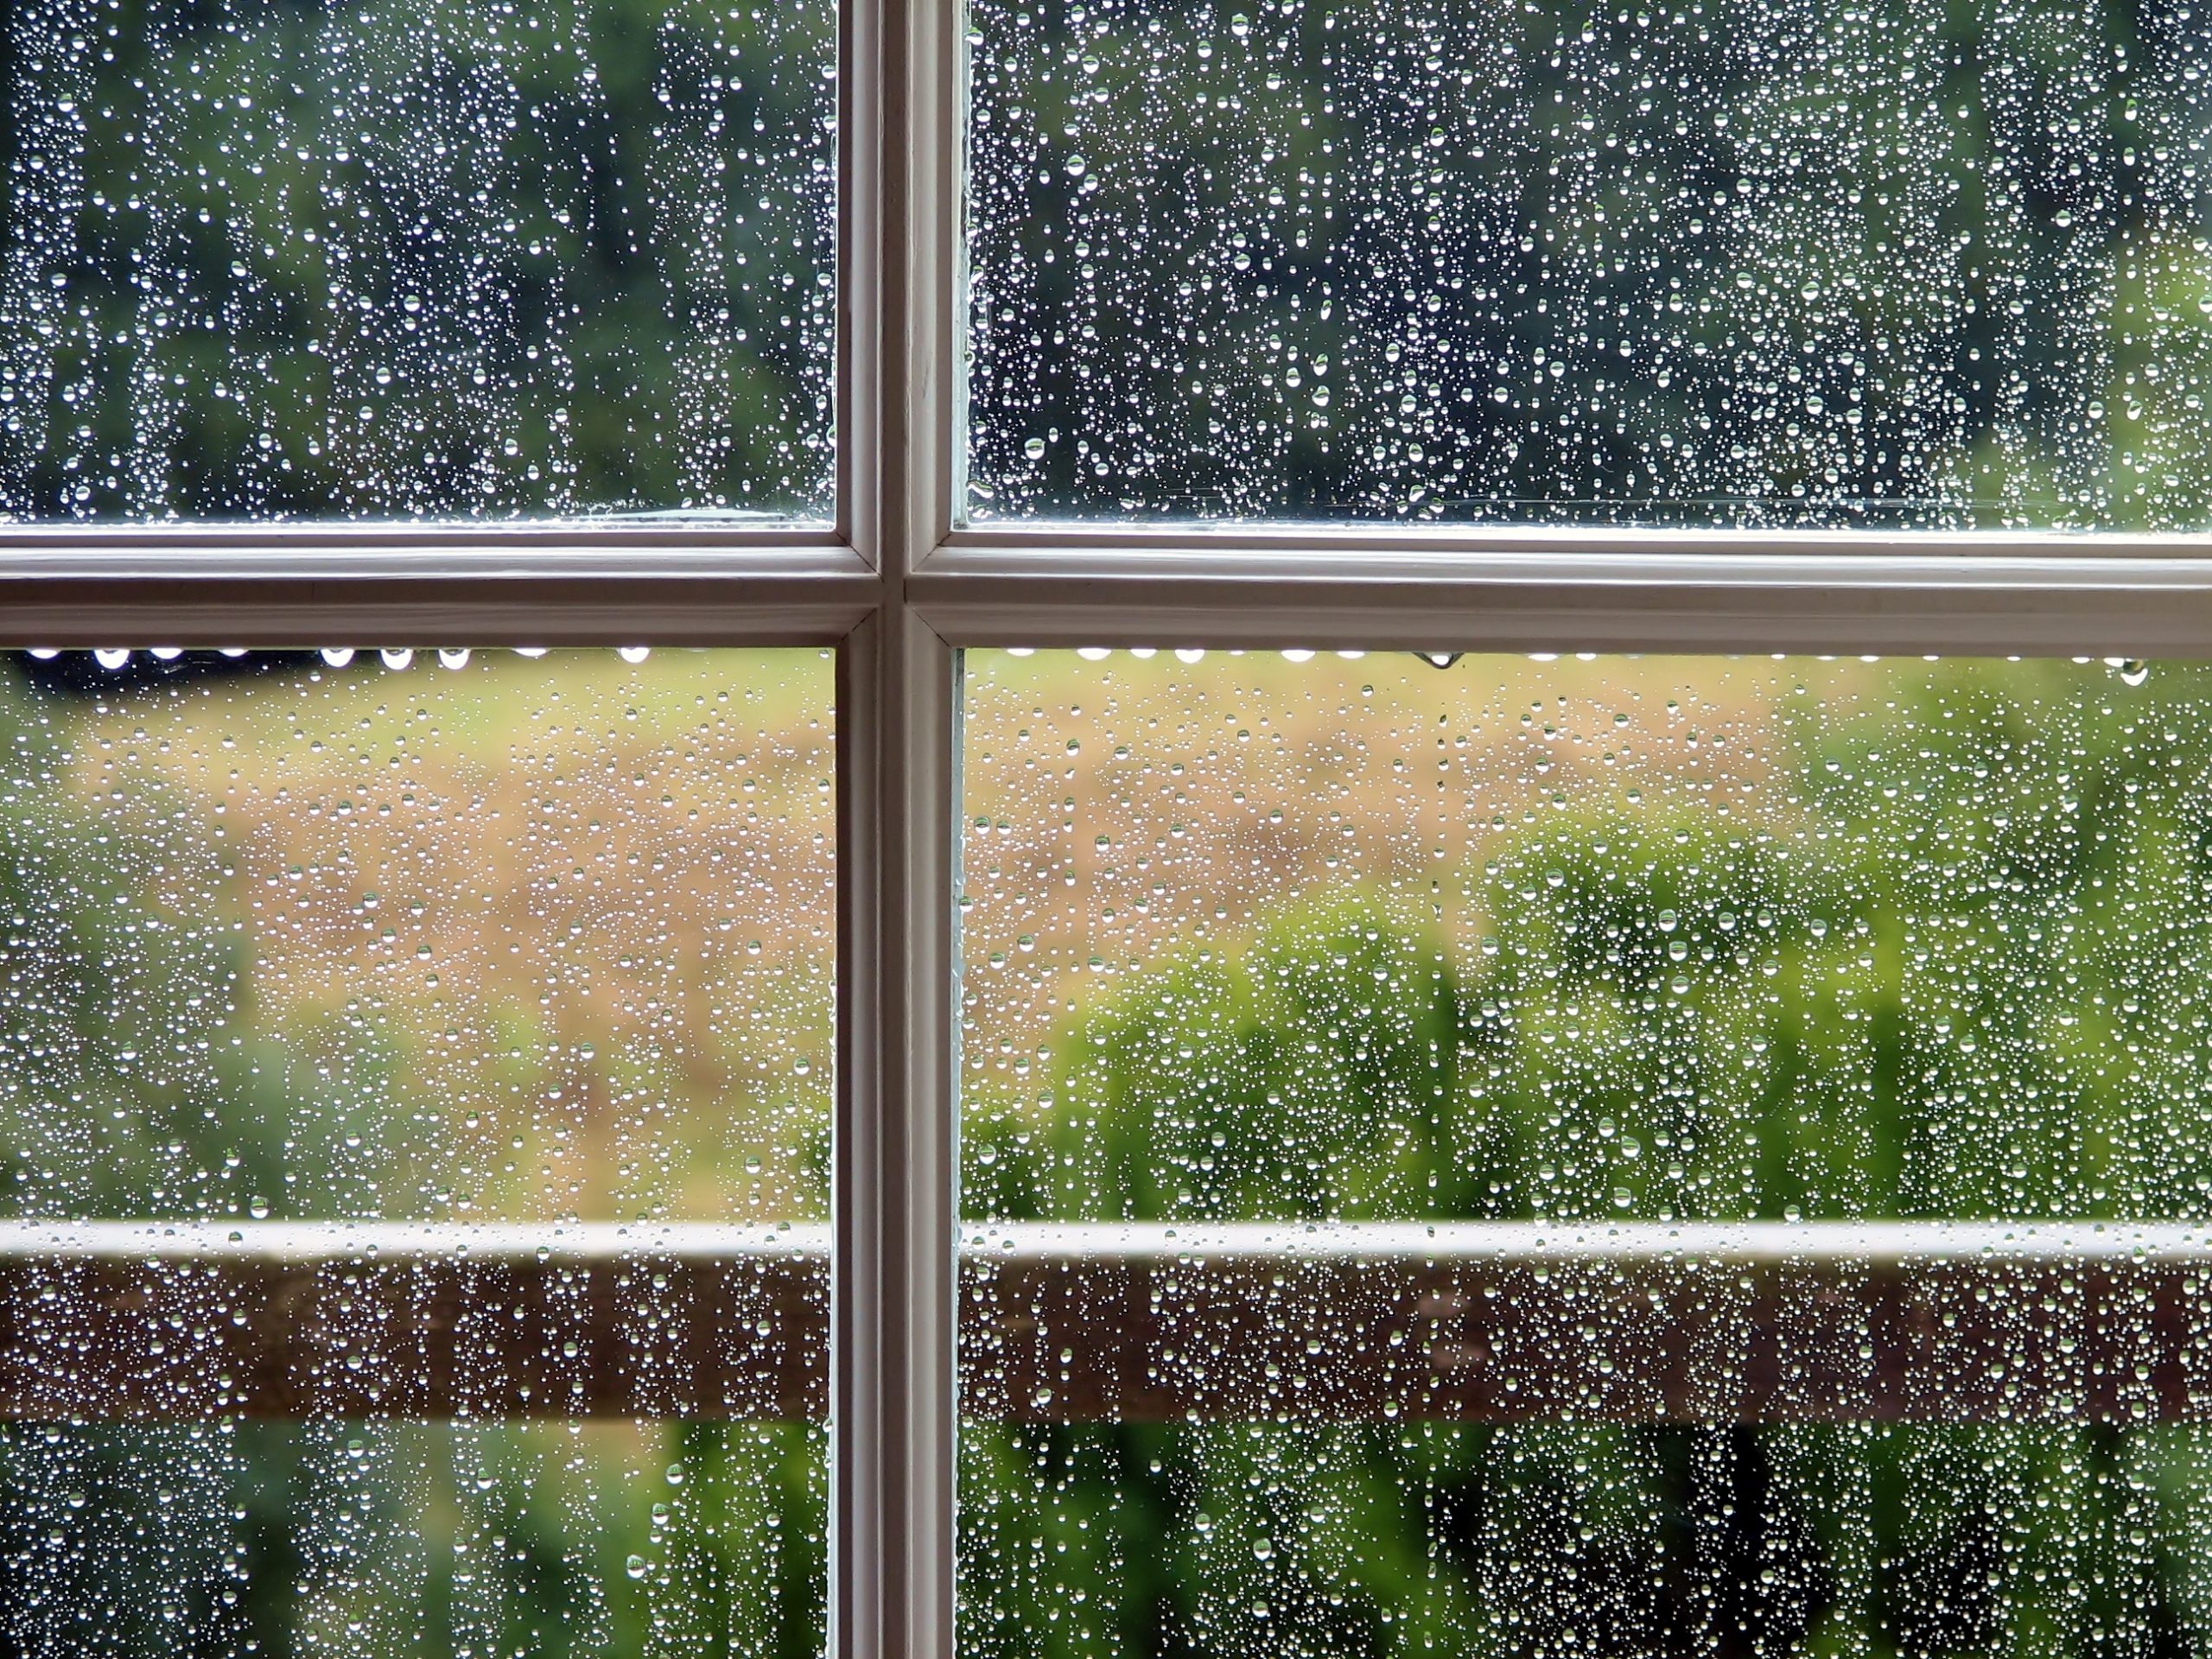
[958,647,2212,1659]
[8,643,2212,1655]
[4,0,2212,527]
[0,647,835,1657]
[967,0,2212,524]
[0,0,835,520]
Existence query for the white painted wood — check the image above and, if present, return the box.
[0,1220,831,1260]
[962,1219,2212,1266]
[912,538,2212,656]
[832,0,967,1635]
[0,569,881,646]
[13,1216,2208,1268]
[939,522,2212,557]
[836,609,961,1659]
[0,520,843,553]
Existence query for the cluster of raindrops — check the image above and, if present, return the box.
[0,647,833,1655]
[0,0,833,520]
[968,0,2212,525]
[960,1419,2204,1659]
[962,648,2212,1230]
[34,645,664,676]
[956,648,2212,1656]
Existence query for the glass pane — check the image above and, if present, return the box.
[964,0,2212,527]
[958,647,2212,1656]
[1,3,833,522]
[0,647,832,1655]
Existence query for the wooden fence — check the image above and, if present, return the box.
[3,1220,2207,1423]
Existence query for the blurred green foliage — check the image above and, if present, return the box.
[0,1418,828,1659]
[10,652,2212,1649]
[0,661,834,1656]
[968,0,2212,524]
[972,661,2212,1229]
[960,658,2212,1658]
[0,0,833,518]
[8,0,2210,525]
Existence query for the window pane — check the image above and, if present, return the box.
[958,648,2212,1656]
[0,648,831,1655]
[2,3,832,521]
[965,0,2212,527]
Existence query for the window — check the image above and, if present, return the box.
[957,648,2212,1653]
[2,1,834,522]
[963,0,2212,531]
[3,0,2210,1653]
[0,649,832,1653]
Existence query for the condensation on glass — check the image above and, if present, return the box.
[957,647,2212,1657]
[0,1,833,521]
[0,647,831,1656]
[965,0,2212,527]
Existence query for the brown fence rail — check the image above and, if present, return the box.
[0,1222,827,1421]
[2,1221,2209,1423]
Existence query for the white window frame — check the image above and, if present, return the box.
[6,0,2212,1650]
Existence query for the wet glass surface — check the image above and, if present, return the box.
[967,0,2212,528]
[958,647,2212,1657]
[0,2,834,520]
[0,647,833,1656]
